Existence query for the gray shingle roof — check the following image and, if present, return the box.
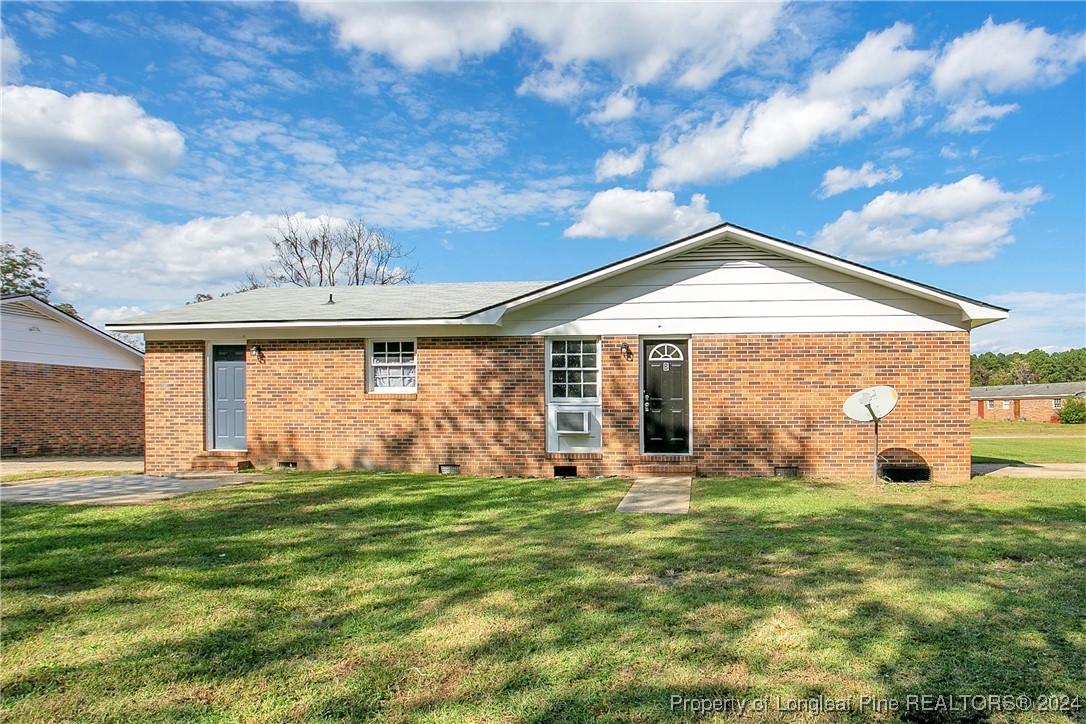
[971,382,1086,399]
[114,281,554,325]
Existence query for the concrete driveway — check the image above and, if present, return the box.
[971,462,1086,479]
[0,473,267,505]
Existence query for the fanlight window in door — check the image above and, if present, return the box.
[648,343,685,362]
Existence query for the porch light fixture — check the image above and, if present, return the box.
[250,345,265,363]
[619,342,633,360]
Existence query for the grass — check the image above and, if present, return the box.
[971,436,1086,464]
[0,470,137,484]
[3,472,1085,721]
[971,419,1086,437]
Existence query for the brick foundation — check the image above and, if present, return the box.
[144,331,971,481]
[1,360,144,456]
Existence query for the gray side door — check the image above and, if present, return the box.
[212,345,246,450]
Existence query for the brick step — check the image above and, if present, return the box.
[191,452,253,472]
[633,463,697,475]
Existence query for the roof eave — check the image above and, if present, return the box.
[4,295,144,358]
[490,224,1010,325]
[107,316,503,333]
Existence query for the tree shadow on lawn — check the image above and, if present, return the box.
[2,474,1084,721]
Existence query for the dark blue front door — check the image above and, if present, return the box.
[213,345,246,450]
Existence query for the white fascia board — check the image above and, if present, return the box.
[500,226,729,313]
[723,227,1008,326]
[107,316,499,333]
[7,295,144,359]
[498,224,1008,328]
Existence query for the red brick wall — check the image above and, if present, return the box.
[244,337,545,476]
[686,333,970,481]
[143,331,971,481]
[973,397,1062,423]
[144,341,206,474]
[1,360,144,456]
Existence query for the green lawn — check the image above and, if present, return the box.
[3,472,1084,721]
[972,437,1086,464]
[972,419,1085,436]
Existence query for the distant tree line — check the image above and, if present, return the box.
[971,348,1086,386]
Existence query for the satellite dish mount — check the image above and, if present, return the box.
[843,386,899,483]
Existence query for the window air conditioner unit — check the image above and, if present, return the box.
[556,410,591,435]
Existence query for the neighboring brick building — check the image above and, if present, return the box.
[112,224,1008,482]
[971,382,1086,423]
[2,295,144,457]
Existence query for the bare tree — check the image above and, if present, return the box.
[258,214,416,287]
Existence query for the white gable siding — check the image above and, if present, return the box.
[2,302,143,371]
[502,240,968,337]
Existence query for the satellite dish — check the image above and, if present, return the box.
[843,386,898,422]
[843,385,899,483]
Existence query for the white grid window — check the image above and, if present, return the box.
[1002,400,1011,410]
[370,340,416,392]
[986,401,994,410]
[1054,398,1063,409]
[549,339,599,401]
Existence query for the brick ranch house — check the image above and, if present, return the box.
[110,224,1008,482]
[971,382,1086,423]
[2,294,144,456]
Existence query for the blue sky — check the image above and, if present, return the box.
[1,1,1083,353]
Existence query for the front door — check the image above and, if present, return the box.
[643,340,689,454]
[212,345,246,450]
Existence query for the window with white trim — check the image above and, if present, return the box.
[1053,398,1063,409]
[369,340,417,393]
[985,400,994,410]
[548,339,599,401]
[1002,400,1011,410]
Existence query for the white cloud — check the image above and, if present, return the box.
[585,87,639,124]
[87,305,148,328]
[594,146,648,181]
[299,2,784,89]
[971,291,1086,353]
[0,86,185,177]
[1,23,23,83]
[516,65,589,103]
[818,161,902,198]
[939,144,978,160]
[564,188,722,240]
[940,98,1019,133]
[933,18,1086,96]
[651,23,928,187]
[812,174,1045,264]
[67,212,279,287]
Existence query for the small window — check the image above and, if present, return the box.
[556,410,590,435]
[1054,398,1063,409]
[549,339,599,401]
[1002,400,1011,410]
[369,340,416,393]
[985,400,994,410]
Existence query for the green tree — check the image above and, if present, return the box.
[1,243,80,318]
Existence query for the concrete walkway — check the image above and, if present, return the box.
[616,476,692,514]
[0,473,267,505]
[971,462,1086,479]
